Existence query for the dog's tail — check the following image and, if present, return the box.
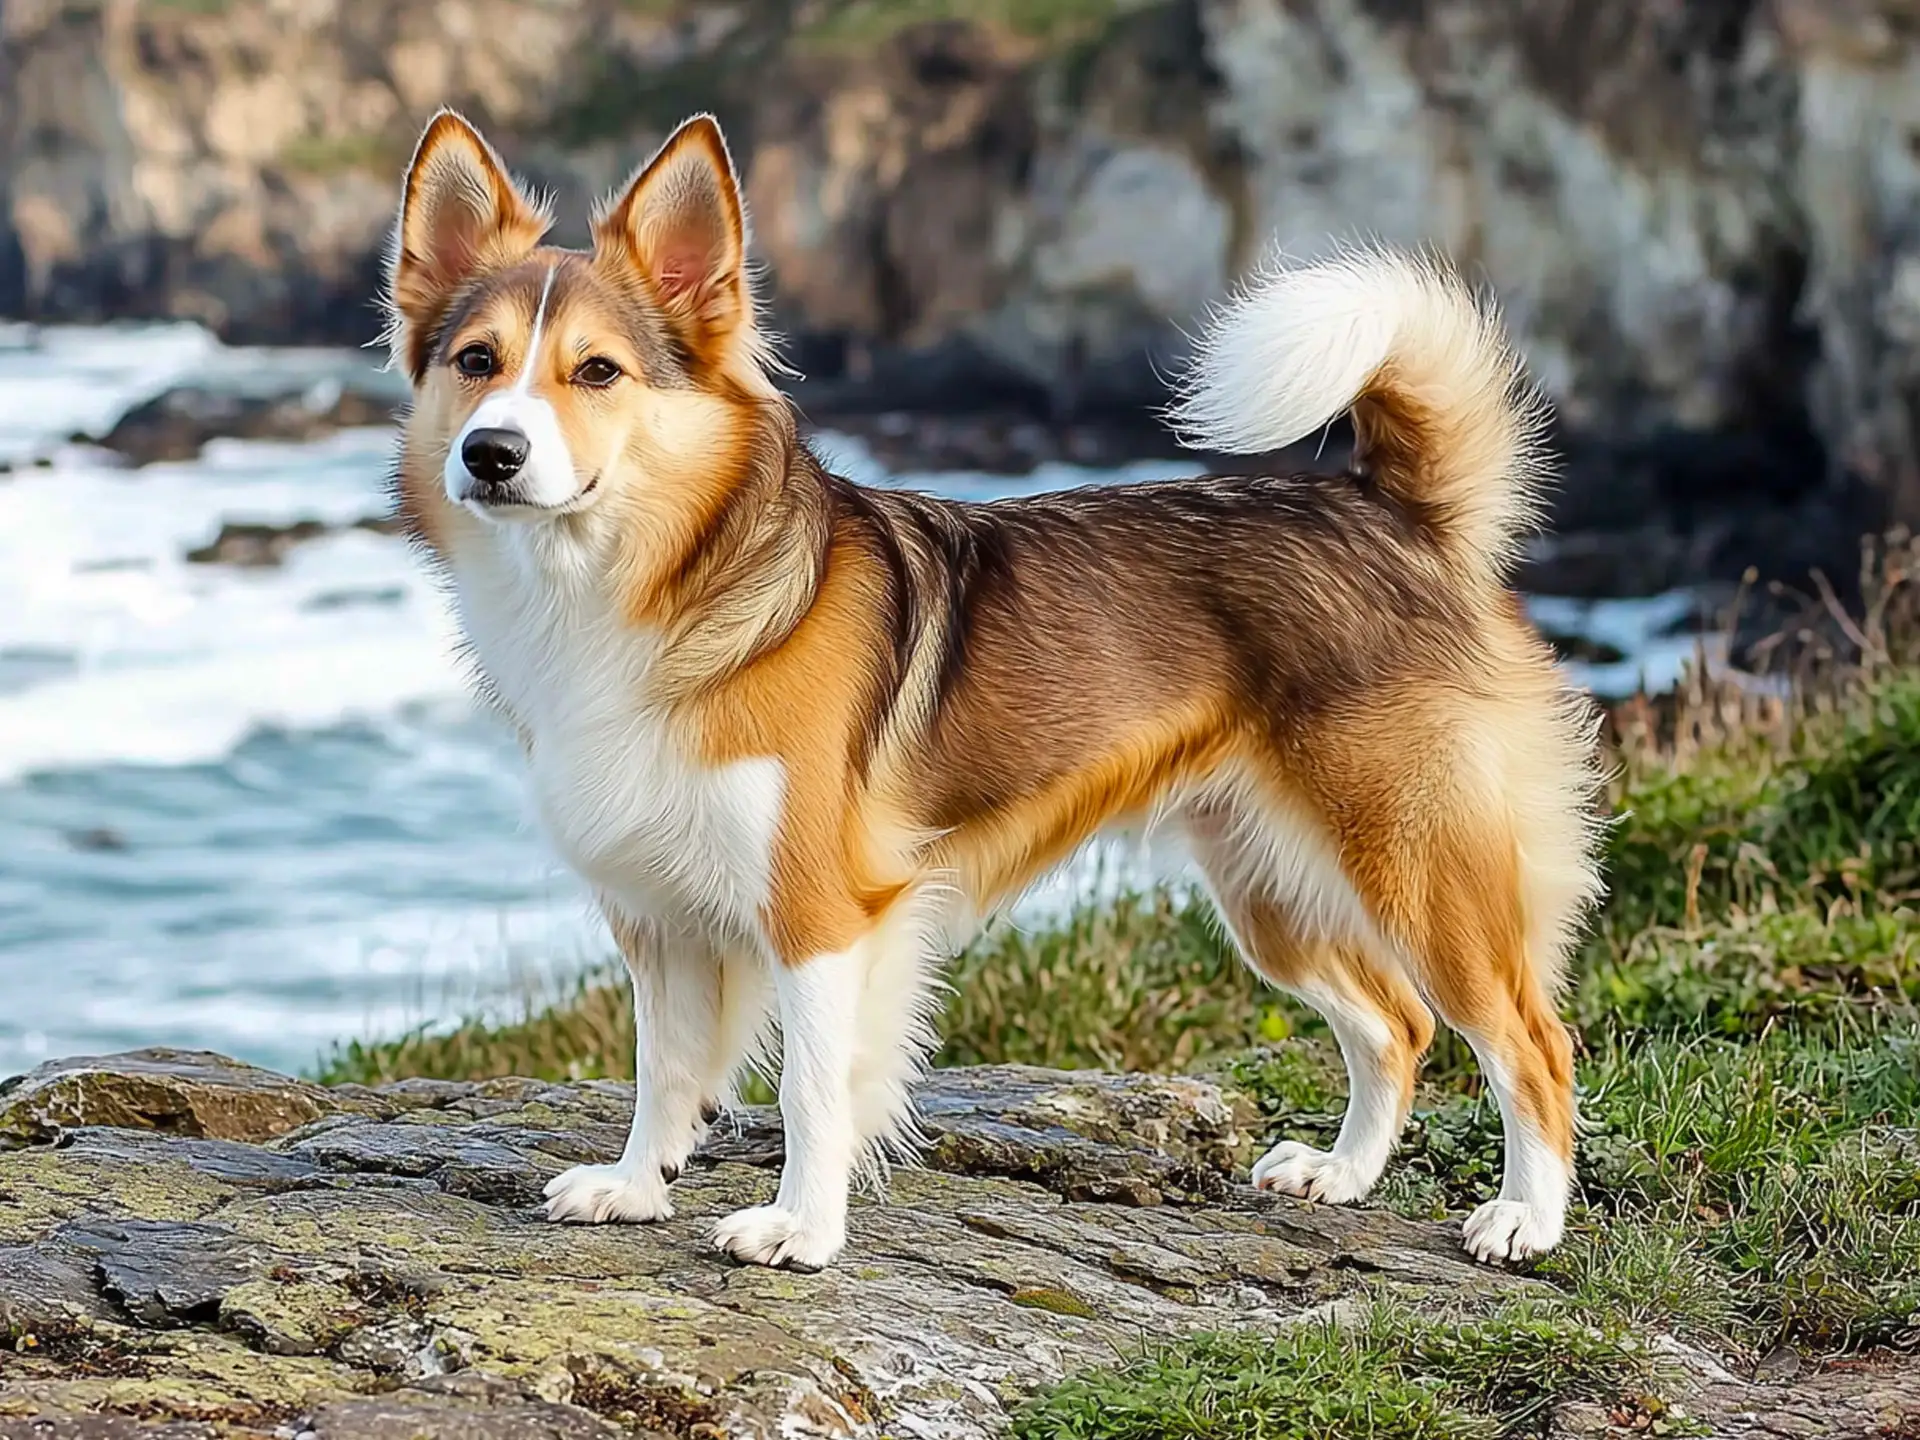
[1168,243,1549,584]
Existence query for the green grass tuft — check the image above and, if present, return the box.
[1600,671,1920,936]
[1010,1299,1672,1440]
[796,0,1150,48]
[317,971,635,1087]
[936,890,1266,1071]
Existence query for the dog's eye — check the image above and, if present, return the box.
[572,357,622,389]
[454,344,496,378]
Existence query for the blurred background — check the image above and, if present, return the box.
[1,0,1914,1075]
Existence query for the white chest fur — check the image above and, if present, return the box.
[447,531,785,939]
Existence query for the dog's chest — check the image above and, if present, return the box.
[452,563,784,932]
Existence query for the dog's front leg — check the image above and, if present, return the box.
[712,945,862,1270]
[544,909,716,1224]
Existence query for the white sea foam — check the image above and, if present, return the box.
[0,420,464,780]
[0,322,223,464]
[1527,590,1706,698]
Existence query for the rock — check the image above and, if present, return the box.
[0,1049,357,1149]
[218,1279,364,1358]
[2,1048,1910,1436]
[182,517,397,569]
[700,1063,1262,1205]
[0,1247,122,1336]
[283,1120,565,1209]
[1668,1356,1920,1440]
[56,1219,284,1327]
[331,1316,449,1378]
[0,1420,241,1439]
[290,1390,629,1440]
[0,1049,1504,1435]
[4,0,1920,558]
[50,1129,329,1192]
[93,384,394,468]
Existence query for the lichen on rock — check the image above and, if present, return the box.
[0,1050,361,1150]
[1,1049,1910,1438]
[0,1049,1490,1436]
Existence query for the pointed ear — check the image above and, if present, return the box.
[386,110,548,378]
[593,115,751,359]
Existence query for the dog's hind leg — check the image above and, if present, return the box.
[1343,795,1580,1263]
[1188,804,1434,1206]
[1403,869,1576,1263]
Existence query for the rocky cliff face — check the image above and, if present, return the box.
[7,0,1920,545]
[2,1049,1917,1438]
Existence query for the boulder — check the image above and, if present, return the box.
[3,0,1920,549]
[93,384,394,468]
[0,1049,1914,1437]
[0,1050,359,1150]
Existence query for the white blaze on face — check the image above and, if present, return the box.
[443,265,584,515]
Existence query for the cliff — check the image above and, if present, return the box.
[1,1049,1916,1438]
[6,0,1920,569]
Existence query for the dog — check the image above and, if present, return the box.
[385,109,1603,1272]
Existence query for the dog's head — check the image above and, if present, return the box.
[386,110,775,529]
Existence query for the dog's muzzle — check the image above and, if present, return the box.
[459,426,532,505]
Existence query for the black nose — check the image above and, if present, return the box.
[461,427,530,485]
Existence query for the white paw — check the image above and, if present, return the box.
[1462,1198,1563,1263]
[541,1163,673,1224]
[1251,1141,1375,1205]
[711,1204,844,1272]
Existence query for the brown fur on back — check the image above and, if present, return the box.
[389,111,1603,1267]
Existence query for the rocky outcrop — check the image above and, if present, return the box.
[2,1,1913,592]
[1,1050,1916,1438]
[8,1,1920,575]
[94,383,395,468]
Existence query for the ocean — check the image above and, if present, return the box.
[0,323,1702,1078]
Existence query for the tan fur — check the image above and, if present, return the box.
[390,110,1604,1266]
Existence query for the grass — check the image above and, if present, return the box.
[540,0,1147,150]
[792,0,1153,48]
[319,969,636,1090]
[1227,1025,1920,1357]
[277,133,407,178]
[315,532,1920,1433]
[1556,1028,1920,1354]
[1011,1299,1679,1440]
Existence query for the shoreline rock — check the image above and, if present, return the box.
[92,384,396,469]
[1,1050,1914,1437]
[183,518,399,569]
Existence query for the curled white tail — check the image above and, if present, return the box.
[1168,244,1550,582]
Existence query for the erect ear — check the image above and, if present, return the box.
[386,110,548,378]
[593,115,751,359]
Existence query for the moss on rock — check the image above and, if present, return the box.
[3,1048,1906,1437]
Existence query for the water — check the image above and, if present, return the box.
[0,324,1699,1078]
